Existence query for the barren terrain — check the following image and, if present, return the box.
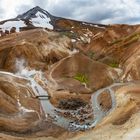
[0,6,140,140]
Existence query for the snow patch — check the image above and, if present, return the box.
[80,36,90,43]
[17,99,35,113]
[82,22,105,29]
[70,48,79,55]
[0,20,26,32]
[83,33,88,37]
[31,11,53,30]
[93,25,105,29]
[71,39,76,42]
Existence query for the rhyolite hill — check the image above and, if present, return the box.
[0,6,140,140]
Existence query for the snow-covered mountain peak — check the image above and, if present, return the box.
[0,6,106,37]
[0,6,54,35]
[16,6,54,29]
[17,6,52,20]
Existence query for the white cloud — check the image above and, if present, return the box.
[0,0,140,24]
[44,0,140,24]
[0,0,34,20]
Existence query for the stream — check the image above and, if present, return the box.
[0,70,129,131]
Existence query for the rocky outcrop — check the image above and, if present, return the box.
[0,29,75,72]
[0,72,42,132]
[0,71,65,137]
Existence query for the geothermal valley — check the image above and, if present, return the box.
[0,6,140,140]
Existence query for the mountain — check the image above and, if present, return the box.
[0,6,106,36]
[0,6,140,140]
[0,6,56,35]
[17,6,53,20]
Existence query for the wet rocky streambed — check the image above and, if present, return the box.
[0,70,127,132]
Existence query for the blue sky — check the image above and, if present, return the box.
[0,0,140,24]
